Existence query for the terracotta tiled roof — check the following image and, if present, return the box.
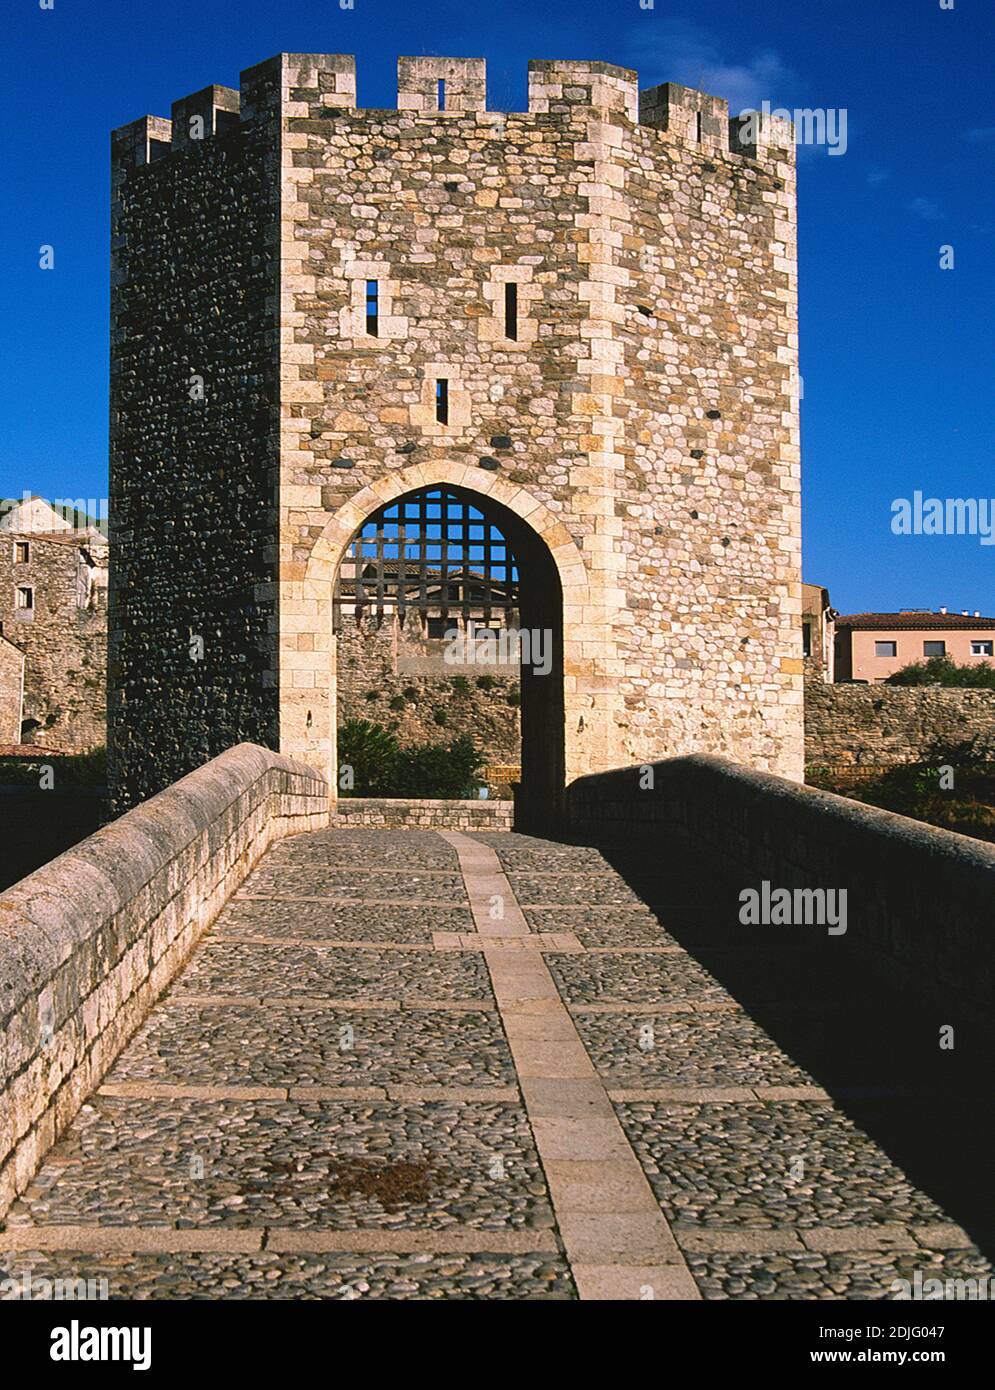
[836,612,995,631]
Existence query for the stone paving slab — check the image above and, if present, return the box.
[0,1250,575,1300]
[615,1100,949,1231]
[212,900,473,942]
[574,1010,818,1090]
[168,943,493,1002]
[104,1005,516,1090]
[7,1097,554,1233]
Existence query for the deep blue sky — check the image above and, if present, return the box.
[2,0,992,615]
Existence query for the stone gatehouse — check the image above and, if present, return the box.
[108,53,803,815]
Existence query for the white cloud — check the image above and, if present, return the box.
[907,197,945,223]
[630,18,796,114]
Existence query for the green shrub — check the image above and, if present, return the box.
[336,720,399,796]
[450,676,470,693]
[388,694,407,711]
[432,708,448,725]
[336,723,484,799]
[886,654,995,688]
[393,735,484,799]
[475,674,497,692]
[402,686,419,701]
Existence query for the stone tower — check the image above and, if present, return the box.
[108,54,803,816]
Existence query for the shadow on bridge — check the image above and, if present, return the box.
[558,832,994,1262]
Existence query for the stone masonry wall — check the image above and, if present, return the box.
[0,639,24,744]
[0,535,107,751]
[566,755,995,1047]
[336,613,520,763]
[333,797,513,830]
[108,71,283,810]
[0,743,328,1219]
[805,683,995,766]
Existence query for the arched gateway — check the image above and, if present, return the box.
[285,467,584,824]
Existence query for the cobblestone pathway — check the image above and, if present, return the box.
[1,829,991,1300]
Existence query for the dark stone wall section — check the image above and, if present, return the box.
[108,62,283,812]
[566,755,995,1047]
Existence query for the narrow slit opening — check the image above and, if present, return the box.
[435,379,449,424]
[365,280,379,337]
[505,282,518,341]
[438,80,446,111]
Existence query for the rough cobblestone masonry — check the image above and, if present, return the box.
[109,55,803,813]
[805,683,995,766]
[337,613,520,764]
[0,532,107,750]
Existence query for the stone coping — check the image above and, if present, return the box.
[0,742,328,1218]
[566,754,995,1034]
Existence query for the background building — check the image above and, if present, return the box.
[835,610,995,682]
[801,582,835,684]
[0,498,108,749]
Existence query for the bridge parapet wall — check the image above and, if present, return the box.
[567,755,995,1044]
[0,743,328,1219]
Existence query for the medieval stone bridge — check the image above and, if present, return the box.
[0,745,992,1300]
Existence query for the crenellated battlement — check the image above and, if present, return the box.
[112,53,794,167]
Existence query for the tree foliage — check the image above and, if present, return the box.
[337,720,483,799]
[885,654,995,688]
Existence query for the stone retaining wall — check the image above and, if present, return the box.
[0,743,328,1219]
[337,613,521,765]
[566,755,995,1044]
[333,797,513,830]
[805,683,995,766]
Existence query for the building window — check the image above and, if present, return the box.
[15,586,33,611]
[14,541,29,564]
[971,640,993,657]
[505,283,518,341]
[427,617,451,639]
[923,640,946,657]
[438,79,446,111]
[365,280,379,337]
[874,640,897,657]
[802,622,812,658]
[435,379,449,425]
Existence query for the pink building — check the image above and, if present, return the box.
[835,610,995,682]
